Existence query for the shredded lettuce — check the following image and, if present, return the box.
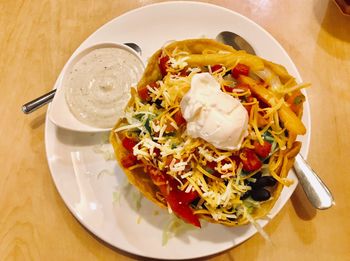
[246,212,272,243]
[162,216,197,246]
[131,190,143,211]
[93,143,115,161]
[97,169,114,179]
[112,181,132,204]
[112,190,121,204]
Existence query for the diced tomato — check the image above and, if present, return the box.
[137,82,158,101]
[223,85,234,92]
[145,166,201,227]
[159,55,170,76]
[167,193,201,227]
[122,137,137,152]
[167,179,200,227]
[168,179,198,204]
[253,140,272,158]
[231,63,250,79]
[121,153,138,168]
[211,64,222,72]
[173,110,186,126]
[137,85,150,100]
[240,149,262,172]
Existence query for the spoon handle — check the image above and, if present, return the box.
[293,154,334,209]
[22,89,56,114]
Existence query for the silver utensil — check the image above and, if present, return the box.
[123,42,142,56]
[216,31,256,55]
[21,42,142,114]
[294,154,334,209]
[22,89,56,114]
[216,31,334,209]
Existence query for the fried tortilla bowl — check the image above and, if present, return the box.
[110,39,307,227]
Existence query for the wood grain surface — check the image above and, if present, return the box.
[1,0,349,260]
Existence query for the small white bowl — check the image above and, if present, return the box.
[48,42,144,132]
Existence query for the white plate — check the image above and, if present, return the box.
[45,1,311,260]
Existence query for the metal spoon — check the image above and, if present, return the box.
[216,31,334,209]
[21,42,142,114]
[216,31,256,55]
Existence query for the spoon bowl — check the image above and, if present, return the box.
[48,42,144,133]
[216,31,256,55]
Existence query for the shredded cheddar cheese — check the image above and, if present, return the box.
[112,39,307,227]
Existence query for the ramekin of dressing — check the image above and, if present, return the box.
[49,42,144,132]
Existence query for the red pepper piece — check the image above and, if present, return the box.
[167,192,201,227]
[231,63,250,79]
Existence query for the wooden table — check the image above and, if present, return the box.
[1,1,349,260]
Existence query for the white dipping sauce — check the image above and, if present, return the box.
[64,47,144,128]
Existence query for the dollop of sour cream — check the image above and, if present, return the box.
[180,73,249,150]
[64,47,144,128]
